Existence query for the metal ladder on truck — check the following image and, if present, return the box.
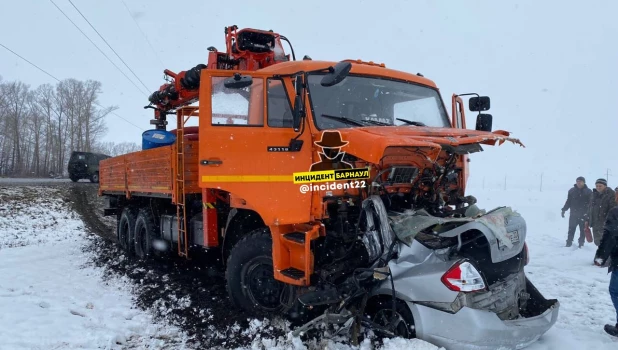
[174,106,199,258]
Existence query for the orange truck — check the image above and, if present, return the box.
[99,25,523,319]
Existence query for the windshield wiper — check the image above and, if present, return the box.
[321,114,368,127]
[362,119,392,126]
[396,118,426,126]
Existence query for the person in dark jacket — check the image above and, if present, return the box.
[562,176,592,247]
[593,206,618,337]
[585,178,617,246]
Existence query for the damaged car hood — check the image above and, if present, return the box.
[389,206,526,263]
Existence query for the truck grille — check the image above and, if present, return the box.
[386,166,419,184]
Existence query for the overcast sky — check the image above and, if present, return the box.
[2,0,617,190]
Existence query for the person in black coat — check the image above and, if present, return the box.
[594,206,618,337]
[562,176,592,247]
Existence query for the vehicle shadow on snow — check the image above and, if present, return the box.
[66,183,292,349]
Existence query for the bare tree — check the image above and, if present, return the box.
[0,78,137,177]
[93,141,141,156]
[3,81,30,175]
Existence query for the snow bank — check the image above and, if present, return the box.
[0,186,188,349]
[235,334,444,350]
[0,186,84,248]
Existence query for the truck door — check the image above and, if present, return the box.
[198,71,313,225]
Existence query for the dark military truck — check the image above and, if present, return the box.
[67,151,110,183]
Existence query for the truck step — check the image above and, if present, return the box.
[280,267,304,280]
[283,231,305,244]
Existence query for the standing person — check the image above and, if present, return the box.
[562,176,592,247]
[593,206,618,337]
[585,179,617,247]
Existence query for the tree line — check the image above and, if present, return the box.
[0,76,140,177]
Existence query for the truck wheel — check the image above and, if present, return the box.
[118,207,137,256]
[134,208,156,259]
[365,297,416,339]
[70,175,79,182]
[90,172,99,183]
[225,228,289,316]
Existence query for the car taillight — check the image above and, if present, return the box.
[524,241,529,266]
[441,260,486,292]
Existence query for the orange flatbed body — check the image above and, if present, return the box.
[98,139,200,199]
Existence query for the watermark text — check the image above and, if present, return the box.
[299,180,367,194]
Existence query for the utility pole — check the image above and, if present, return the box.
[504,175,507,190]
[607,168,612,184]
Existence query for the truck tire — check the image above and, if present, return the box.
[90,172,99,183]
[225,228,289,316]
[118,207,137,256]
[70,175,79,182]
[134,208,156,259]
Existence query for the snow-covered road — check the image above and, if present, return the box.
[1,183,617,349]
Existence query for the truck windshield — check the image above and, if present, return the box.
[307,74,451,129]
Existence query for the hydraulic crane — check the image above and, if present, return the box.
[144,25,297,130]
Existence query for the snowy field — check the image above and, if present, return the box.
[1,183,617,349]
[0,186,188,350]
[0,185,441,350]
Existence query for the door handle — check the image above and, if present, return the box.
[200,159,223,165]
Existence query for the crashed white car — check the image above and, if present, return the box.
[294,196,559,350]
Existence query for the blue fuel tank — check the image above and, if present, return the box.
[142,129,177,150]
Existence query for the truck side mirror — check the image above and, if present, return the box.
[320,61,352,87]
[475,113,493,132]
[469,96,490,111]
[293,95,304,131]
[224,73,253,89]
[292,76,304,132]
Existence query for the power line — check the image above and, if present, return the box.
[67,0,151,93]
[119,0,166,70]
[48,0,148,97]
[0,43,61,83]
[0,42,144,131]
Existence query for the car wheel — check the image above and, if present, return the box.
[365,297,416,339]
[225,228,292,316]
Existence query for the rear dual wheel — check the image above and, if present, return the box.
[117,207,156,258]
[134,208,156,259]
[118,207,136,255]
